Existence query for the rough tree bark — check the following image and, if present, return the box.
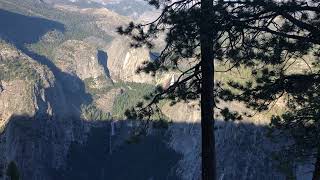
[200,0,216,180]
[312,148,320,180]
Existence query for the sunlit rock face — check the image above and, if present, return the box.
[54,40,112,90]
[0,42,88,180]
[0,43,68,128]
[0,41,176,180]
[106,37,154,84]
[0,43,285,180]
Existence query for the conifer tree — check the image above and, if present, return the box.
[118,0,320,179]
[6,161,20,180]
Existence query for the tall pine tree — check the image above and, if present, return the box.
[118,0,320,179]
[6,161,19,180]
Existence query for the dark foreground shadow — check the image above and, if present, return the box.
[0,114,306,180]
[58,124,180,180]
[0,115,181,180]
[0,9,310,180]
[0,9,182,180]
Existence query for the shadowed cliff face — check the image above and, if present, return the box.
[0,9,94,116]
[98,50,111,78]
[0,115,90,180]
[0,12,99,179]
[0,114,292,180]
[0,115,181,180]
[57,122,181,180]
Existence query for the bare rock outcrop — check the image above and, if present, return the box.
[0,42,88,180]
[53,5,157,84]
[54,40,112,89]
[0,42,68,128]
[107,37,154,83]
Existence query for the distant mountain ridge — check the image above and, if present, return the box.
[41,0,155,19]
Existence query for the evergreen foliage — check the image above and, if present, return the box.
[0,58,41,82]
[118,0,320,179]
[6,161,19,180]
[112,82,155,119]
[81,104,111,121]
[0,0,112,58]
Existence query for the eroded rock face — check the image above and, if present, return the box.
[54,40,112,89]
[0,43,67,128]
[2,116,88,180]
[52,5,157,84]
[0,80,36,128]
[0,42,88,180]
[106,37,154,83]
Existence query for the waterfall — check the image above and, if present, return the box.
[109,121,117,154]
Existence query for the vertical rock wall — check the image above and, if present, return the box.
[163,102,285,180]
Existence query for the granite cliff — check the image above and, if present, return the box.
[0,0,298,179]
[0,42,90,180]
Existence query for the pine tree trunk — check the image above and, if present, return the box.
[312,148,320,180]
[200,0,216,180]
